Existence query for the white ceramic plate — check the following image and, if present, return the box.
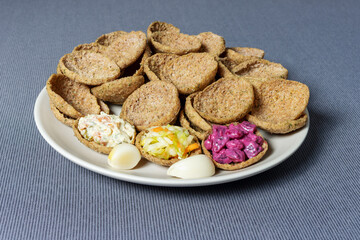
[34,87,309,187]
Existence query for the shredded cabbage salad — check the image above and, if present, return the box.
[140,125,200,160]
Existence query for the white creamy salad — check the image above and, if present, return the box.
[78,112,135,147]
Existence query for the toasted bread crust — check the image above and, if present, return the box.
[242,77,272,108]
[73,42,105,53]
[56,63,62,74]
[103,31,147,69]
[50,99,111,126]
[223,48,259,65]
[135,128,202,166]
[98,100,110,114]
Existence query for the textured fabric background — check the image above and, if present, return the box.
[0,0,359,239]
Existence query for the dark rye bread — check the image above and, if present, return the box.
[135,127,202,166]
[120,81,181,131]
[59,50,121,86]
[46,74,101,119]
[196,32,226,56]
[193,76,254,124]
[144,53,179,81]
[160,52,218,95]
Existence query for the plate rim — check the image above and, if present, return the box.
[34,87,309,187]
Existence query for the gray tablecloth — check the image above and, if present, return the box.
[1,0,359,239]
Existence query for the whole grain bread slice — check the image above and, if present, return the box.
[246,112,308,134]
[184,93,212,132]
[59,50,121,85]
[147,21,180,40]
[160,52,218,95]
[150,32,201,55]
[122,44,151,77]
[102,31,147,69]
[228,47,265,58]
[233,59,288,79]
[179,110,209,141]
[49,100,76,127]
[91,76,145,105]
[49,99,109,127]
[74,31,147,70]
[197,32,226,56]
[144,53,179,81]
[193,76,254,124]
[46,74,101,119]
[95,31,128,46]
[120,81,181,131]
[250,79,310,123]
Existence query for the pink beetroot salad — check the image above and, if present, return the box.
[204,121,264,164]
